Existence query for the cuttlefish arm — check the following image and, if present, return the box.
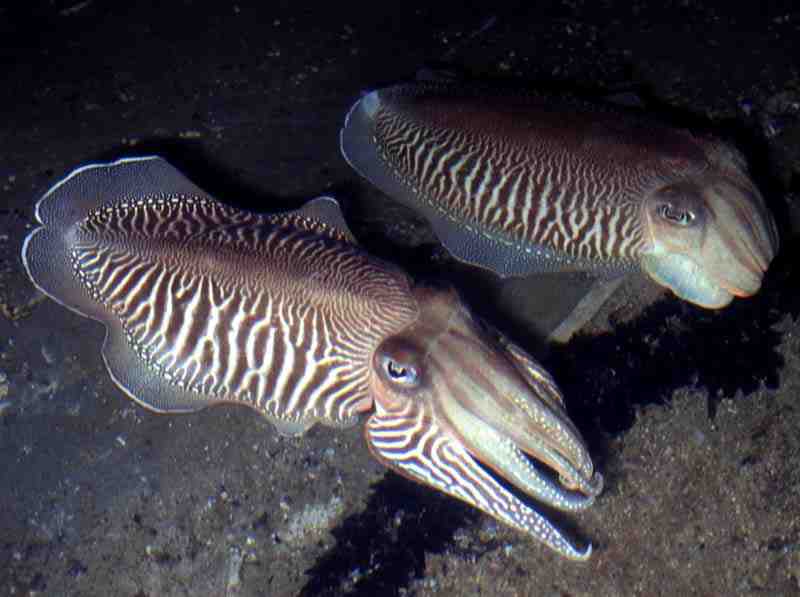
[22,156,600,559]
[366,285,601,559]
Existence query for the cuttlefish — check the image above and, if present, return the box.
[22,157,602,559]
[341,82,779,338]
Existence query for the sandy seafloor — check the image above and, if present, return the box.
[1,2,799,596]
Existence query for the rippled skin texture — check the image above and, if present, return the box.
[22,157,601,559]
[341,82,779,308]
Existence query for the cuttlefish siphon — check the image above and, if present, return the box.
[22,157,602,560]
[341,81,779,320]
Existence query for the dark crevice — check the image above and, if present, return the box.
[550,235,799,446]
[299,473,483,597]
[301,237,798,596]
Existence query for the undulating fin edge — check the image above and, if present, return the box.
[21,157,360,429]
[23,157,172,322]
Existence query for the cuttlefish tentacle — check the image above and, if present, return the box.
[341,82,778,313]
[367,409,594,560]
[22,157,600,560]
[365,285,602,532]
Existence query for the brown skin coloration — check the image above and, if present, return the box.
[365,285,601,560]
[341,82,779,310]
[21,157,601,561]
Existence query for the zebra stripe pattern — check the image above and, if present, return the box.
[69,193,417,426]
[366,401,590,559]
[373,99,649,266]
[24,157,601,560]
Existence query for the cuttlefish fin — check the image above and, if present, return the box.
[104,318,314,437]
[24,157,229,414]
[423,207,568,277]
[23,156,178,322]
[341,90,411,208]
[101,315,220,414]
[22,156,332,437]
[293,195,359,244]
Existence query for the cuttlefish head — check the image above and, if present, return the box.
[640,166,778,308]
[363,284,602,560]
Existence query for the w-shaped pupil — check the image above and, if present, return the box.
[660,204,693,225]
[387,360,409,379]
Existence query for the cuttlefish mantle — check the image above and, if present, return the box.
[22,156,602,559]
[341,82,779,340]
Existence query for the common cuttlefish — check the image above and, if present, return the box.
[341,81,779,338]
[22,157,602,560]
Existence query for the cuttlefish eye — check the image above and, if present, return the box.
[383,357,419,386]
[652,183,705,228]
[375,338,423,390]
[657,202,696,226]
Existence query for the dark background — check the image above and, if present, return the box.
[1,2,799,596]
